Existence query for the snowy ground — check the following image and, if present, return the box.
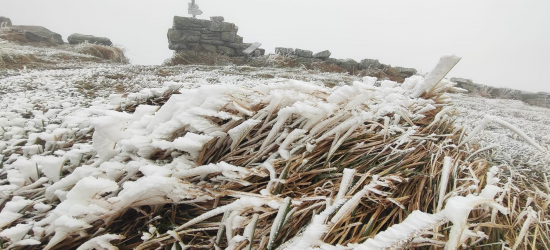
[1,42,549,249]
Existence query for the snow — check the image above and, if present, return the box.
[1,43,548,249]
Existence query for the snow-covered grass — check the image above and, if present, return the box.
[1,41,549,249]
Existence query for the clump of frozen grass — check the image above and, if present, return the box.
[72,42,129,64]
[0,55,548,249]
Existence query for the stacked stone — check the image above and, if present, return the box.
[167,16,264,57]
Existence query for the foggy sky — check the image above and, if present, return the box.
[2,0,549,92]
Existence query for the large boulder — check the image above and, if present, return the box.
[7,25,63,44]
[359,59,381,69]
[68,33,112,46]
[313,50,331,59]
[0,16,12,27]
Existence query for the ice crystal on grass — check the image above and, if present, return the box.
[0,46,548,250]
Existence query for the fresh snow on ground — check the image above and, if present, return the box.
[1,41,548,249]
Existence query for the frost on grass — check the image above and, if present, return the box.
[0,53,548,249]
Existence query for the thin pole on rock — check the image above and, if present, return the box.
[192,0,196,18]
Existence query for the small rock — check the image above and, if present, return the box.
[8,25,63,44]
[295,49,313,58]
[221,32,236,42]
[235,35,243,44]
[210,16,224,22]
[395,67,417,78]
[275,47,295,56]
[202,44,217,53]
[295,58,323,64]
[167,29,201,43]
[338,58,359,72]
[68,33,112,46]
[313,50,331,59]
[218,46,236,56]
[168,43,187,50]
[201,40,225,45]
[254,48,266,57]
[324,58,340,65]
[0,16,12,27]
[450,77,473,85]
[210,22,237,32]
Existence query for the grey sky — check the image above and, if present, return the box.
[2,0,549,92]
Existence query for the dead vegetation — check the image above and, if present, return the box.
[72,42,129,64]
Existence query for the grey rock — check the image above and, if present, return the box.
[226,43,251,50]
[8,25,63,44]
[201,40,225,45]
[295,58,324,64]
[173,16,211,29]
[450,77,473,85]
[295,49,313,58]
[450,78,474,90]
[313,50,331,59]
[202,44,217,53]
[210,21,237,32]
[0,16,12,27]
[359,59,381,69]
[275,47,295,56]
[218,46,236,56]
[235,35,243,44]
[200,33,221,40]
[169,43,187,50]
[68,33,112,46]
[519,91,540,101]
[210,16,224,22]
[395,67,417,78]
[324,58,340,65]
[221,32,236,42]
[176,50,199,58]
[167,29,201,43]
[186,43,203,51]
[253,48,265,57]
[338,58,359,72]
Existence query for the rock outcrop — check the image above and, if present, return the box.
[68,33,113,46]
[450,77,550,108]
[6,25,63,44]
[167,16,264,57]
[0,16,12,27]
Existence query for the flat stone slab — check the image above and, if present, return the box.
[243,42,262,55]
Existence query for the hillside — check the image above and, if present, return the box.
[1,39,549,249]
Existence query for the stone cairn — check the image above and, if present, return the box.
[274,47,417,79]
[167,16,264,57]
